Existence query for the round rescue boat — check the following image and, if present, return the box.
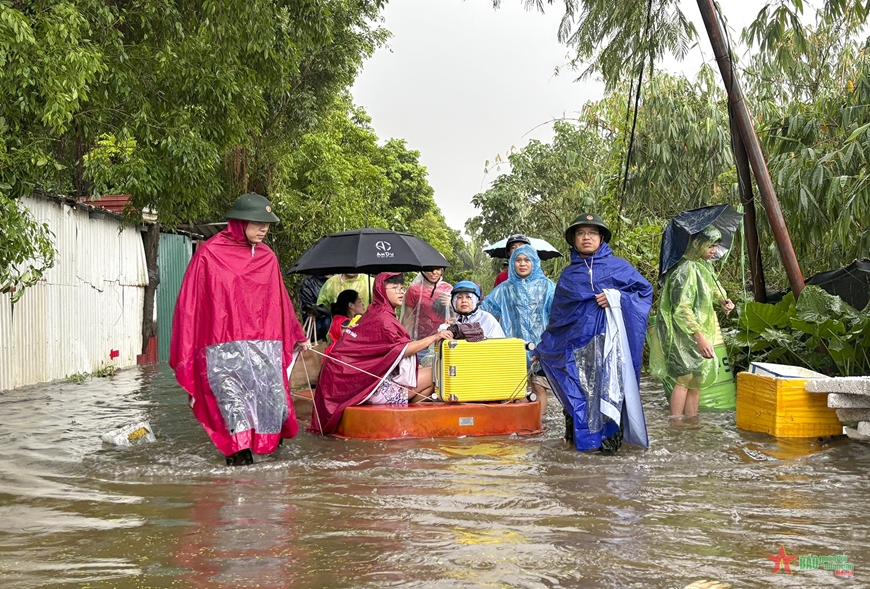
[296,391,542,440]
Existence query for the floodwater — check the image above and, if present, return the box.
[0,365,866,589]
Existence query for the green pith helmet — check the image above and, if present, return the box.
[564,212,612,245]
[225,192,280,223]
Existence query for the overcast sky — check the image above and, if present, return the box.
[351,0,763,237]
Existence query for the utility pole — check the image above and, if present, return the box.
[731,125,768,302]
[697,0,806,297]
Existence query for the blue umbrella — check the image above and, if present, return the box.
[483,236,563,260]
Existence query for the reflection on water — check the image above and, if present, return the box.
[0,365,868,588]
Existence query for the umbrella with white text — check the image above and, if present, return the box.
[286,228,451,276]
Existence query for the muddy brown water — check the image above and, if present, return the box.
[0,364,866,588]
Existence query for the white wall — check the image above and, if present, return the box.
[0,196,148,390]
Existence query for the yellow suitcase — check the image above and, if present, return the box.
[434,338,529,402]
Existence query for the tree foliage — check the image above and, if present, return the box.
[477,0,870,291]
[0,0,388,225]
[744,2,870,273]
[467,68,738,286]
[1,1,464,299]
[0,192,55,302]
[268,96,461,289]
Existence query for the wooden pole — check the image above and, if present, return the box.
[731,123,768,302]
[697,0,805,297]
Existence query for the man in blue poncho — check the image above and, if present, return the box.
[481,244,556,415]
[536,213,653,452]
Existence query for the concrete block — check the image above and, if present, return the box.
[806,377,870,395]
[836,408,870,422]
[844,426,870,441]
[858,421,870,437]
[827,393,870,409]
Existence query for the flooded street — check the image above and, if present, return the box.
[0,365,866,588]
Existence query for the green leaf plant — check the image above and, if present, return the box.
[726,285,870,375]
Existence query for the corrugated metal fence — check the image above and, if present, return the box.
[0,196,148,390]
[157,233,192,363]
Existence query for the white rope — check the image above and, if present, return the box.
[307,347,433,402]
[582,255,596,292]
[299,348,325,434]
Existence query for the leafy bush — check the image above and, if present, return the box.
[725,285,870,376]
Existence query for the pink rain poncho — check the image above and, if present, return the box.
[169,219,307,457]
[399,272,453,340]
[310,273,412,435]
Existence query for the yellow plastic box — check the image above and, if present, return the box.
[736,372,843,438]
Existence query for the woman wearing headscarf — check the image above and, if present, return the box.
[650,226,735,421]
[536,213,652,453]
[170,193,308,466]
[310,272,453,435]
[481,244,556,413]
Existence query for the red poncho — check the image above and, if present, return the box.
[310,273,411,435]
[169,219,306,456]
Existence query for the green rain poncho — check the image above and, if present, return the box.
[650,227,725,389]
[316,274,371,308]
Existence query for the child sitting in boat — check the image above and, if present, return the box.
[324,289,366,356]
[309,272,454,435]
[442,281,505,339]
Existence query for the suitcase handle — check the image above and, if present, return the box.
[433,340,442,401]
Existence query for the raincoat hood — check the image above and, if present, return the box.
[370,271,399,313]
[508,244,546,281]
[683,226,723,261]
[310,272,412,435]
[399,272,452,340]
[480,244,556,365]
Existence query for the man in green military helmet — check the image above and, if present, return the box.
[171,192,309,467]
[225,192,281,245]
[535,212,653,453]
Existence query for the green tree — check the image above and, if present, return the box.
[268,97,460,288]
[0,192,55,302]
[1,0,388,303]
[0,0,388,224]
[466,69,737,284]
[744,2,870,275]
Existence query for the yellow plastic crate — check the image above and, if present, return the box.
[736,372,842,438]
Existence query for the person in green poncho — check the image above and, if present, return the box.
[652,226,735,420]
[316,273,371,309]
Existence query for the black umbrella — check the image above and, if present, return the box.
[658,204,743,285]
[805,258,870,310]
[286,227,451,276]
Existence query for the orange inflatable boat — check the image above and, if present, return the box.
[295,390,542,440]
[298,338,543,440]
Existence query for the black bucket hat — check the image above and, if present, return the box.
[505,233,531,253]
[226,192,280,223]
[565,213,612,245]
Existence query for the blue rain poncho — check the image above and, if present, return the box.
[536,242,653,451]
[649,227,725,390]
[481,244,555,365]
